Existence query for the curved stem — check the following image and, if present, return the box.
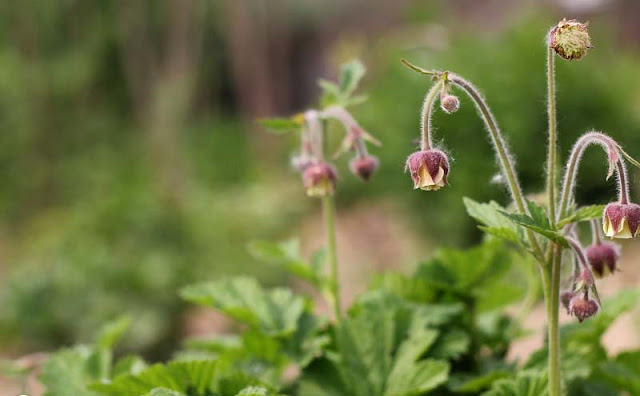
[322,196,341,323]
[590,219,602,246]
[547,48,558,225]
[448,74,544,259]
[557,132,627,220]
[305,110,324,161]
[420,80,444,150]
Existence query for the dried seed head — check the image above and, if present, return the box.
[586,242,620,278]
[440,95,460,114]
[548,19,591,60]
[405,149,449,191]
[349,155,379,182]
[603,203,640,239]
[302,162,337,198]
[569,295,599,322]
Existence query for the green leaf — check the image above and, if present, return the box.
[429,329,471,361]
[448,371,512,393]
[557,205,606,228]
[180,277,307,336]
[91,360,219,396]
[384,359,449,396]
[112,355,147,378]
[338,60,366,97]
[481,370,548,396]
[247,239,323,286]
[143,389,185,396]
[499,200,568,247]
[463,198,526,247]
[40,346,99,396]
[258,117,303,134]
[96,315,132,350]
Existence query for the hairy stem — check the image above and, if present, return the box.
[590,219,602,245]
[448,74,544,259]
[547,48,558,225]
[557,132,627,220]
[420,80,444,150]
[543,246,562,396]
[322,196,341,323]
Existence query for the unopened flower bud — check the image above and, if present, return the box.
[548,19,591,61]
[349,155,379,182]
[574,268,595,292]
[561,291,575,314]
[569,295,599,322]
[603,202,640,239]
[440,95,460,114]
[586,242,620,278]
[302,162,337,198]
[405,149,449,191]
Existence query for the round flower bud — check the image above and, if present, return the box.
[302,162,337,198]
[405,149,449,191]
[548,19,591,61]
[569,295,599,323]
[603,202,640,239]
[349,155,379,182]
[586,242,620,278]
[561,291,575,314]
[440,95,460,114]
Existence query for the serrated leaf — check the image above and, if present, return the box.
[499,206,568,248]
[180,277,306,336]
[258,117,302,134]
[338,60,366,97]
[112,355,147,378]
[40,346,100,396]
[481,370,548,396]
[463,198,526,247]
[143,389,185,396]
[557,205,606,228]
[247,240,322,285]
[384,359,449,396]
[429,329,471,360]
[91,360,219,396]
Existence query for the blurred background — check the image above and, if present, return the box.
[1,0,640,376]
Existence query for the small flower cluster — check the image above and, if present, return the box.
[293,108,380,198]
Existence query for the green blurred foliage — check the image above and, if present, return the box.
[1,1,640,358]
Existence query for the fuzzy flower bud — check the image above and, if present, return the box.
[586,242,620,278]
[302,162,337,198]
[561,291,575,314]
[603,202,640,239]
[548,19,591,61]
[569,295,599,322]
[440,95,460,114]
[405,149,449,191]
[349,155,379,182]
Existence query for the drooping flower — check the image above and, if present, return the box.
[302,162,338,197]
[548,19,591,61]
[568,295,599,322]
[602,202,640,239]
[586,242,620,278]
[561,291,575,314]
[405,149,449,191]
[349,155,379,182]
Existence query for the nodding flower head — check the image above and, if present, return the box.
[569,295,599,322]
[548,19,591,61]
[561,291,575,314]
[603,202,640,239]
[586,242,620,278]
[302,162,337,198]
[405,149,449,191]
[440,95,460,114]
[350,155,379,182]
